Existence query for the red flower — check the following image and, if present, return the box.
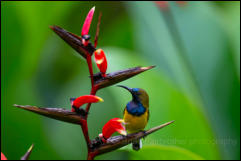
[94,49,108,77]
[100,118,126,141]
[81,6,95,36]
[71,95,103,112]
[1,152,7,160]
[81,6,95,46]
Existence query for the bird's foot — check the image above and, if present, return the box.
[141,130,147,140]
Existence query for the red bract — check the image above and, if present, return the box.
[100,118,126,140]
[71,95,103,112]
[94,49,108,77]
[1,152,7,160]
[81,6,95,36]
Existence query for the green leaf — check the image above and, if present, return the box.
[168,2,240,159]
[128,145,204,160]
[125,1,240,159]
[1,2,77,160]
[125,1,201,103]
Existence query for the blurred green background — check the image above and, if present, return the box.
[1,1,240,160]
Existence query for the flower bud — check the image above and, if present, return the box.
[71,95,103,112]
[81,6,95,36]
[101,118,127,140]
[94,49,108,77]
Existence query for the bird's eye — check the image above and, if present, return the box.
[132,88,140,95]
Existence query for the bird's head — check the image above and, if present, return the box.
[117,85,149,107]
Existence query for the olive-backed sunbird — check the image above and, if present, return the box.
[118,85,149,151]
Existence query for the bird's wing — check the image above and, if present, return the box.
[147,109,150,121]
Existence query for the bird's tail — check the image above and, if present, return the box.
[132,139,142,151]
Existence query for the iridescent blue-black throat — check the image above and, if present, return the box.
[126,101,146,116]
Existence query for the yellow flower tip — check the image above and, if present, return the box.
[119,130,127,136]
[117,119,125,123]
[95,49,102,55]
[96,96,104,102]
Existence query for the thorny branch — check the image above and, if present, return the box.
[90,121,175,157]
[50,25,96,58]
[14,104,84,125]
[14,103,174,160]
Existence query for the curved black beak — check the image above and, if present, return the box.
[117,85,139,102]
[117,85,133,93]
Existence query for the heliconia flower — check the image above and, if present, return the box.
[81,6,95,36]
[1,152,7,160]
[94,49,108,77]
[71,95,103,112]
[100,118,127,141]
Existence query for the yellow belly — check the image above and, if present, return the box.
[123,109,148,133]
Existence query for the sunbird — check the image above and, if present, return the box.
[118,85,149,151]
